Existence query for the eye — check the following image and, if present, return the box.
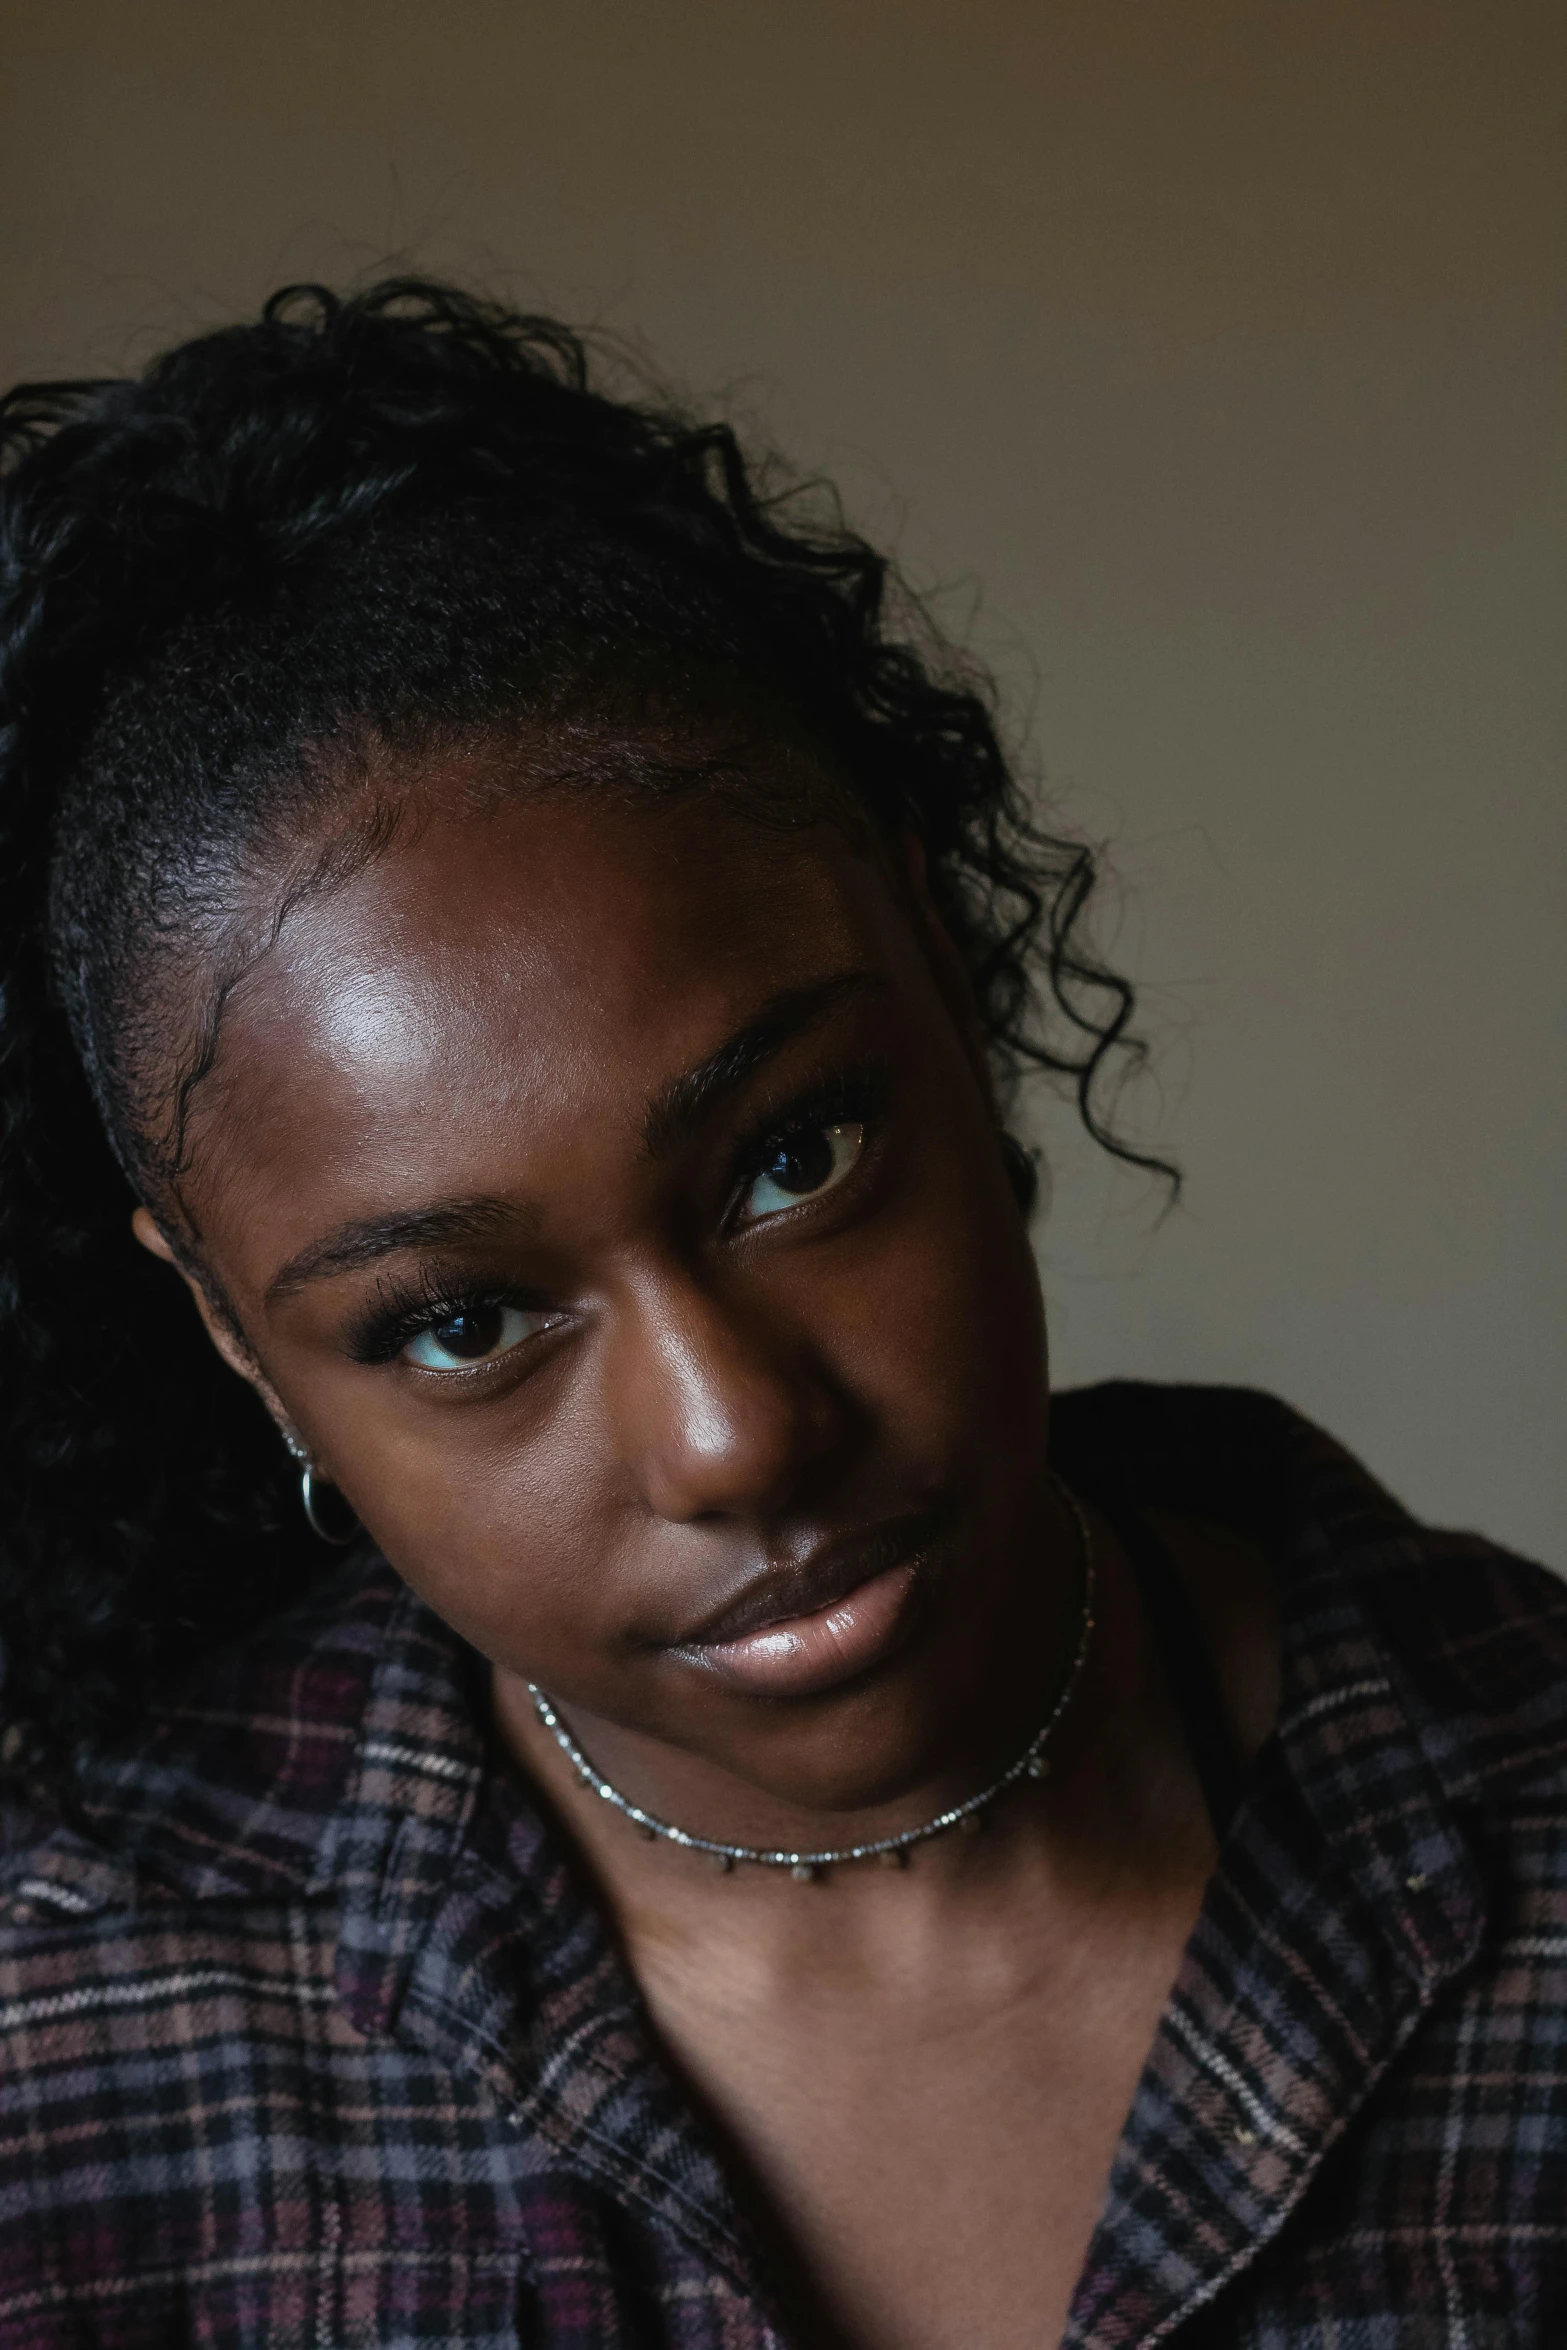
[402,1302,550,1372]
[740,1121,865,1223]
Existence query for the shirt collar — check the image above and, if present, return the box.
[1060,1393,1491,2346]
[327,1575,775,2297]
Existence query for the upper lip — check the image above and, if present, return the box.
[676,1509,945,1649]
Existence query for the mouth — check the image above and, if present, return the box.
[674,1511,944,1699]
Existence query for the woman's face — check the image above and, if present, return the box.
[169,731,1066,1824]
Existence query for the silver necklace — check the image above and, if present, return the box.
[526,1483,1097,1881]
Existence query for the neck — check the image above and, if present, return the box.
[491,1505,1204,1978]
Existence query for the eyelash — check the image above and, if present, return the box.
[346,1266,537,1368]
[346,1056,895,1370]
[724,1058,892,1227]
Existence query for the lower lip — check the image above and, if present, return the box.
[691,1560,922,1698]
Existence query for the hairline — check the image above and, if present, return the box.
[138,706,888,1260]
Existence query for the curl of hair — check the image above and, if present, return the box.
[0,277,1171,1802]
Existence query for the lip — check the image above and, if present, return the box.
[676,1513,941,1699]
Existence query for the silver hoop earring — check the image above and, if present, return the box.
[300,1466,360,1547]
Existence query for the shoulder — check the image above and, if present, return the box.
[0,1555,403,2281]
[1053,1378,1567,1803]
[1359,1529,1567,1809]
[0,1548,405,1921]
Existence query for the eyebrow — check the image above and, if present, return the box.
[264,1196,525,1307]
[640,971,884,1161]
[262,970,884,1309]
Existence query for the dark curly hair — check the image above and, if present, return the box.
[0,276,1166,1801]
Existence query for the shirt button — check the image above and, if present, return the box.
[1405,1872,1428,1892]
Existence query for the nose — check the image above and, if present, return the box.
[606,1269,846,1523]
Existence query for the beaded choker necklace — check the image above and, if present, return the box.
[526,1485,1097,1882]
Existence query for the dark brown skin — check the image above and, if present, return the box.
[136,731,1279,2350]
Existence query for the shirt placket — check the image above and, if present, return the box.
[1063,1576,1488,2347]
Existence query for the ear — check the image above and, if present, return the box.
[132,1207,297,1438]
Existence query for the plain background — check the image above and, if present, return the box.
[3,1,1562,1561]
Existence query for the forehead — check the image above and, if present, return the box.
[184,756,904,1277]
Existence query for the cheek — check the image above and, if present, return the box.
[809,1113,1046,1466]
[340,1384,626,1671]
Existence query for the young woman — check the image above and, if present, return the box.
[0,281,1561,2350]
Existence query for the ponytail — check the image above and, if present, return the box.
[0,370,318,1804]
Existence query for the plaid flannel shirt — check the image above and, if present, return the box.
[2,1382,1566,2347]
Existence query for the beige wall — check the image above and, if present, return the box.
[4,1,1563,1560]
